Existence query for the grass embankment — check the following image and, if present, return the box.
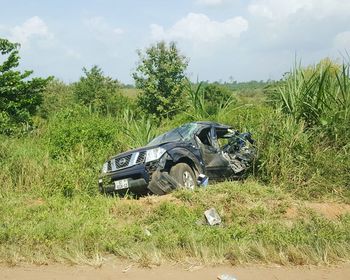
[1,181,349,266]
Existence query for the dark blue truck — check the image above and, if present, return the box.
[98,121,255,195]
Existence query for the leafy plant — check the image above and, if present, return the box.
[39,79,75,118]
[121,108,158,148]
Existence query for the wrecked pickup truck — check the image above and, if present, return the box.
[98,121,255,195]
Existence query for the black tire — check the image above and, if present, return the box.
[169,163,197,190]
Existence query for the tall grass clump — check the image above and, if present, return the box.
[270,59,350,144]
[121,108,158,148]
[220,104,350,199]
[186,82,237,121]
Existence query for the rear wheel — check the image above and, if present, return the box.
[170,163,196,190]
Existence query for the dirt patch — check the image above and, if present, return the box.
[138,194,183,207]
[284,204,299,219]
[1,263,350,280]
[305,202,350,219]
[285,201,350,220]
[26,198,45,207]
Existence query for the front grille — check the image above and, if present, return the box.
[106,151,148,173]
[136,151,146,164]
[115,154,132,169]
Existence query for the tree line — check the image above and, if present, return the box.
[0,38,260,135]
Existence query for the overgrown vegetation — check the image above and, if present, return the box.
[0,37,349,266]
[269,58,350,144]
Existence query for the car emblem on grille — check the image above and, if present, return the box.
[118,158,127,165]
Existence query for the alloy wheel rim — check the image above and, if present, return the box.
[182,171,195,190]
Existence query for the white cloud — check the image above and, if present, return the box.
[245,0,350,52]
[333,31,350,50]
[151,13,248,43]
[248,0,309,20]
[8,16,53,47]
[64,48,81,59]
[248,0,350,21]
[84,16,124,43]
[195,0,225,6]
[113,28,124,35]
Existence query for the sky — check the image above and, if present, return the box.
[0,0,349,84]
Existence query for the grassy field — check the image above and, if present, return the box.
[1,181,349,266]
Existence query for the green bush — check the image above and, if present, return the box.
[45,105,124,159]
[38,79,75,118]
[186,82,237,121]
[73,66,129,116]
[202,83,236,115]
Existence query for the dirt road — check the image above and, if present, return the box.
[1,262,350,280]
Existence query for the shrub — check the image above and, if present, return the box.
[186,82,237,121]
[45,105,124,159]
[39,79,75,118]
[202,83,235,115]
[223,105,350,198]
[73,66,129,116]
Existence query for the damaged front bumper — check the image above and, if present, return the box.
[99,164,151,194]
[98,153,177,195]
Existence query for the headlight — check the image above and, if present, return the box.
[145,147,166,163]
[101,162,108,174]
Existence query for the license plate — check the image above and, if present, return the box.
[114,179,129,190]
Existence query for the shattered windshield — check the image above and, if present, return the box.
[147,123,198,146]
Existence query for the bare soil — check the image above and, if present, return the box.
[1,262,350,280]
[305,202,350,219]
[285,201,350,220]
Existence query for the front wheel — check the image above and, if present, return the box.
[170,163,196,190]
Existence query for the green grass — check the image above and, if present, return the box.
[1,181,349,266]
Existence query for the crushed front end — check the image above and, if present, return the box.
[98,146,178,195]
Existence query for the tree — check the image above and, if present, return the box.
[133,41,188,119]
[0,38,50,134]
[73,65,127,116]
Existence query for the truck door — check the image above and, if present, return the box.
[196,126,230,179]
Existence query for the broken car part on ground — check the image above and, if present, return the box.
[98,121,255,195]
